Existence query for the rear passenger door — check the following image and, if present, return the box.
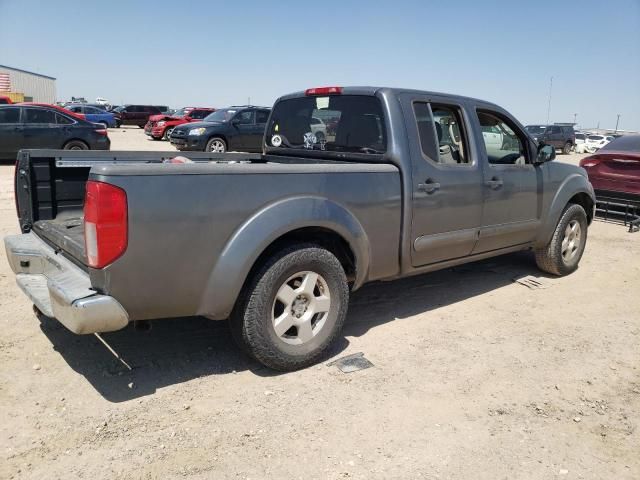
[230,110,255,151]
[250,109,270,151]
[472,108,540,253]
[400,94,484,266]
[22,108,60,149]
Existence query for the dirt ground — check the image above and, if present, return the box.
[0,131,638,479]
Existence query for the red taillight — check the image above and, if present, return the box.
[95,128,108,136]
[84,181,127,268]
[305,86,343,96]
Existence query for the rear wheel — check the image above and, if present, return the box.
[99,121,109,129]
[535,203,588,276]
[206,137,226,153]
[63,140,89,150]
[230,244,349,371]
[562,142,573,154]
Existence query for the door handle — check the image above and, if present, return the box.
[418,179,440,193]
[485,177,503,189]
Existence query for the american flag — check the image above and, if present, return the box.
[0,73,11,91]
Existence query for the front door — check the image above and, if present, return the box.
[400,94,484,266]
[0,106,22,159]
[472,109,540,253]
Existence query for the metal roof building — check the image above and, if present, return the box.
[0,65,56,103]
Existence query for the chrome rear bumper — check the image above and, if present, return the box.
[4,232,129,334]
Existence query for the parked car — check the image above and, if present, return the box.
[0,95,12,105]
[584,134,614,153]
[144,107,215,140]
[65,104,117,128]
[111,105,163,128]
[95,97,109,106]
[4,86,595,371]
[579,135,640,197]
[525,124,576,154]
[169,106,270,152]
[0,104,109,159]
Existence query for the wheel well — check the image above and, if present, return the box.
[248,227,356,283]
[569,193,594,224]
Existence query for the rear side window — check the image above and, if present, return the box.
[24,108,56,123]
[413,102,469,164]
[267,95,386,154]
[0,107,20,123]
[56,113,74,125]
[256,110,270,123]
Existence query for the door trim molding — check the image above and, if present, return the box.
[414,227,479,253]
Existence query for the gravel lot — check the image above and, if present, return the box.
[0,130,638,479]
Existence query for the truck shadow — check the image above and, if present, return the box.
[39,251,543,402]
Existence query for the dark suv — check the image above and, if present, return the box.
[525,124,575,154]
[169,106,270,153]
[112,105,163,128]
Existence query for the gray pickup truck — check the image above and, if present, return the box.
[5,86,595,371]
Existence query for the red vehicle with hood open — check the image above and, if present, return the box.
[144,107,215,140]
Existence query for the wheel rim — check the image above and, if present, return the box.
[165,128,173,139]
[561,220,581,262]
[272,271,331,345]
[209,140,225,152]
[70,145,82,150]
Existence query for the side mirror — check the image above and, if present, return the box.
[536,143,556,164]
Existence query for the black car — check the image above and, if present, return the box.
[525,124,576,154]
[0,104,110,160]
[169,106,270,153]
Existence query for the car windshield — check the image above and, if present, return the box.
[575,133,586,140]
[172,108,188,117]
[588,135,604,141]
[600,135,640,152]
[525,125,546,135]
[203,108,237,123]
[113,106,124,113]
[266,94,386,154]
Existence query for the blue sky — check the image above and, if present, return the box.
[1,0,639,130]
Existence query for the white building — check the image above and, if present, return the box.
[0,64,56,103]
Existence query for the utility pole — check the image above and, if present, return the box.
[573,113,577,126]
[546,76,553,124]
[615,114,621,133]
[248,96,251,105]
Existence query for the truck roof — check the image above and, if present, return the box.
[277,86,503,110]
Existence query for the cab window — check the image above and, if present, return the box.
[477,110,528,165]
[413,102,469,164]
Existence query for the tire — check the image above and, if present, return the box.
[115,121,121,128]
[206,137,227,153]
[163,127,174,141]
[63,140,89,150]
[562,142,572,155]
[99,121,109,129]
[230,244,349,371]
[535,203,588,276]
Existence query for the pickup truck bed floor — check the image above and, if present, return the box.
[33,217,86,265]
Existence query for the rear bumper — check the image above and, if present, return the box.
[4,232,129,334]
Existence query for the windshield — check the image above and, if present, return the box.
[203,108,237,123]
[600,135,640,152]
[267,95,386,154]
[112,106,124,113]
[588,135,604,141]
[172,108,188,117]
[525,125,546,135]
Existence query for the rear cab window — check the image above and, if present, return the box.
[267,94,386,156]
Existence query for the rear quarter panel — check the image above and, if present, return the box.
[89,162,402,320]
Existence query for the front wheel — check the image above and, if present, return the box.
[230,244,349,371]
[163,127,174,141]
[535,203,588,276]
[562,142,573,155]
[206,137,226,153]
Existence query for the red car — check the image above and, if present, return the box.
[144,107,215,140]
[0,95,13,105]
[580,135,640,197]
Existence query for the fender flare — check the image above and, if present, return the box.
[198,196,371,319]
[535,173,595,248]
